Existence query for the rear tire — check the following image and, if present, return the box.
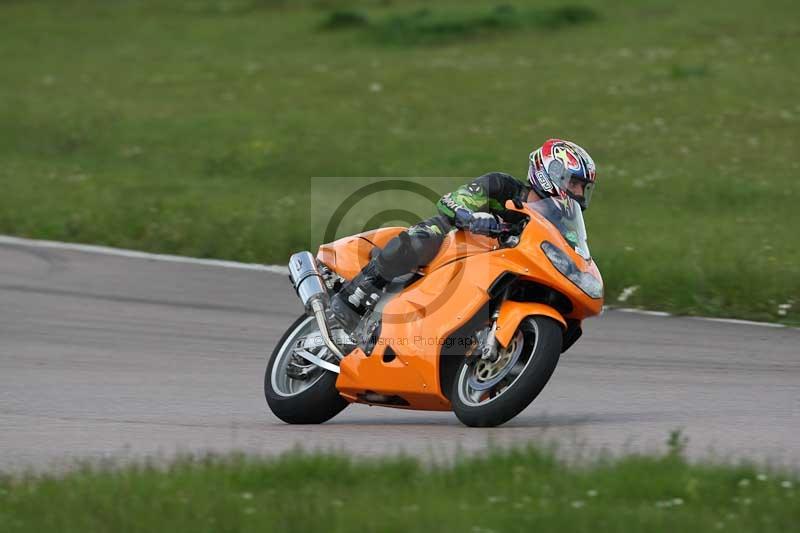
[265,315,348,424]
[451,316,562,427]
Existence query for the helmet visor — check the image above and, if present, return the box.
[547,159,595,209]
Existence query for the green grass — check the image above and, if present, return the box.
[320,9,370,30]
[1,443,798,532]
[326,5,600,45]
[0,0,798,324]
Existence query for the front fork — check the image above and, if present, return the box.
[480,308,501,362]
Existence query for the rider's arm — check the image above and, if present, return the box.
[436,172,528,228]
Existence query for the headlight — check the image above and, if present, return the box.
[541,241,603,299]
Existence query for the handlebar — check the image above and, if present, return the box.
[495,220,525,237]
[469,216,528,240]
[494,219,528,248]
[480,223,512,238]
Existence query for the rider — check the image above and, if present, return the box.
[331,139,597,330]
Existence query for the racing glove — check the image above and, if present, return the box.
[453,207,473,229]
[467,212,503,237]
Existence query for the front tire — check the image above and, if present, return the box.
[451,316,562,427]
[265,315,348,424]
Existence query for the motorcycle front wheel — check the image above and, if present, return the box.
[265,315,348,424]
[451,316,562,427]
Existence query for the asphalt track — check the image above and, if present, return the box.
[1,240,798,473]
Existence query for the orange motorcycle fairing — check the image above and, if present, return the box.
[494,300,567,347]
[317,227,405,281]
[335,254,493,410]
[419,230,499,273]
[321,200,604,411]
[336,349,452,411]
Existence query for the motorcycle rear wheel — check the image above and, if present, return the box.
[451,316,562,427]
[265,315,348,424]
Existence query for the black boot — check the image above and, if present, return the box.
[330,258,388,331]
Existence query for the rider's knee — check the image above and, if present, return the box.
[407,228,443,266]
[376,231,417,279]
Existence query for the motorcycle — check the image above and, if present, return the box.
[265,196,603,427]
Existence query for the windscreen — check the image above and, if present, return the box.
[527,197,591,259]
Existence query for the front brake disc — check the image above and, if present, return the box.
[467,331,524,391]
